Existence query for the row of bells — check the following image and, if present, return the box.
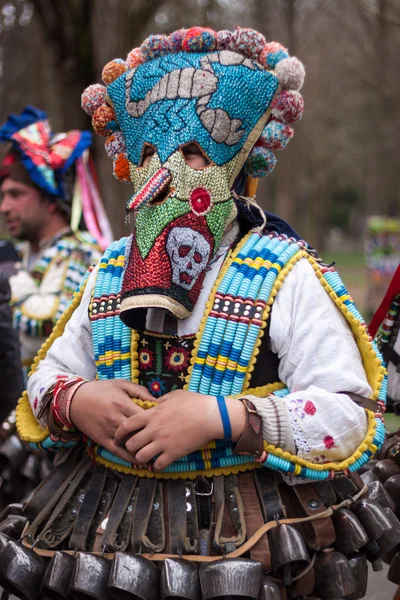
[0,458,400,600]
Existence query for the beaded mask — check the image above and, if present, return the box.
[82,27,305,327]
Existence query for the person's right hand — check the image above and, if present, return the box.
[69,379,154,463]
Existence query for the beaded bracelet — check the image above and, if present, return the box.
[51,377,87,432]
[216,395,232,441]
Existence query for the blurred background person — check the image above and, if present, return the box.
[0,105,112,507]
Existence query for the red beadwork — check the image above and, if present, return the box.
[304,400,316,416]
[189,187,213,215]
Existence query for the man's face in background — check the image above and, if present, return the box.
[0,177,48,242]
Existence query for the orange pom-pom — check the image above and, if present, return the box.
[126,48,144,69]
[102,59,127,85]
[92,104,116,137]
[113,153,131,182]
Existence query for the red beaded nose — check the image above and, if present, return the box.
[189,187,213,215]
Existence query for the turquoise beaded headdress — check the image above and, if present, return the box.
[81,27,305,327]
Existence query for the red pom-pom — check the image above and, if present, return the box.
[81,84,107,116]
[182,27,218,52]
[126,48,144,69]
[271,91,304,124]
[113,153,131,182]
[92,104,116,137]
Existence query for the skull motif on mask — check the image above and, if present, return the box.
[166,227,211,291]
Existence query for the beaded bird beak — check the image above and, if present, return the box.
[81,27,305,327]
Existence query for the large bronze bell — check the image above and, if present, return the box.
[0,532,11,558]
[384,474,400,517]
[366,480,395,511]
[259,577,282,600]
[108,552,159,600]
[0,540,46,600]
[345,553,368,600]
[372,459,400,483]
[0,435,27,470]
[360,470,378,486]
[41,551,75,600]
[331,509,368,555]
[376,508,400,557]
[268,524,310,586]
[0,514,28,540]
[313,551,356,600]
[351,498,392,541]
[0,503,24,520]
[388,550,400,585]
[69,553,111,600]
[199,558,262,600]
[161,558,200,600]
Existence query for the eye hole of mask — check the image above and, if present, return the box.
[180,143,211,169]
[139,144,157,167]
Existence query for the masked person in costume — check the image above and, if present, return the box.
[0,107,110,506]
[0,27,397,600]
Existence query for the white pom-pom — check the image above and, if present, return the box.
[275,57,305,91]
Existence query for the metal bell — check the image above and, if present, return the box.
[388,550,400,585]
[372,459,400,483]
[313,551,356,599]
[0,435,27,470]
[268,524,310,586]
[294,566,315,597]
[41,551,75,600]
[384,474,400,517]
[161,558,199,600]
[344,553,368,600]
[0,539,46,600]
[199,558,262,600]
[0,514,28,540]
[366,480,396,511]
[360,470,378,486]
[20,453,41,485]
[351,498,392,541]
[108,552,159,600]
[332,509,368,555]
[0,503,24,520]
[69,553,111,600]
[259,577,282,600]
[376,508,400,557]
[0,532,11,558]
[358,459,378,474]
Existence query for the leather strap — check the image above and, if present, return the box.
[213,475,246,550]
[88,473,119,551]
[24,453,91,544]
[290,483,335,550]
[233,399,263,457]
[254,469,285,522]
[69,463,107,551]
[22,483,368,563]
[131,478,158,552]
[384,346,400,371]
[167,479,198,554]
[101,474,137,551]
[343,392,380,413]
[238,472,271,571]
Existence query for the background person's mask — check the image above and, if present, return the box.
[82,28,305,329]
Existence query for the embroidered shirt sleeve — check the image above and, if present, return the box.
[268,257,370,463]
[28,265,99,426]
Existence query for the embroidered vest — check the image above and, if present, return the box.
[17,230,386,482]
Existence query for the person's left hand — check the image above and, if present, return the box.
[114,390,222,471]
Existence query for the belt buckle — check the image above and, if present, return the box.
[194,476,213,497]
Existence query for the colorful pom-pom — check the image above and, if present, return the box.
[92,104,116,137]
[105,131,126,159]
[102,59,127,85]
[259,42,290,69]
[244,146,277,178]
[113,153,131,182]
[231,27,266,59]
[275,57,305,91]
[126,48,144,69]
[169,29,188,52]
[257,118,294,151]
[182,27,218,52]
[271,91,304,124]
[81,84,107,116]
[217,29,235,51]
[141,35,171,60]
